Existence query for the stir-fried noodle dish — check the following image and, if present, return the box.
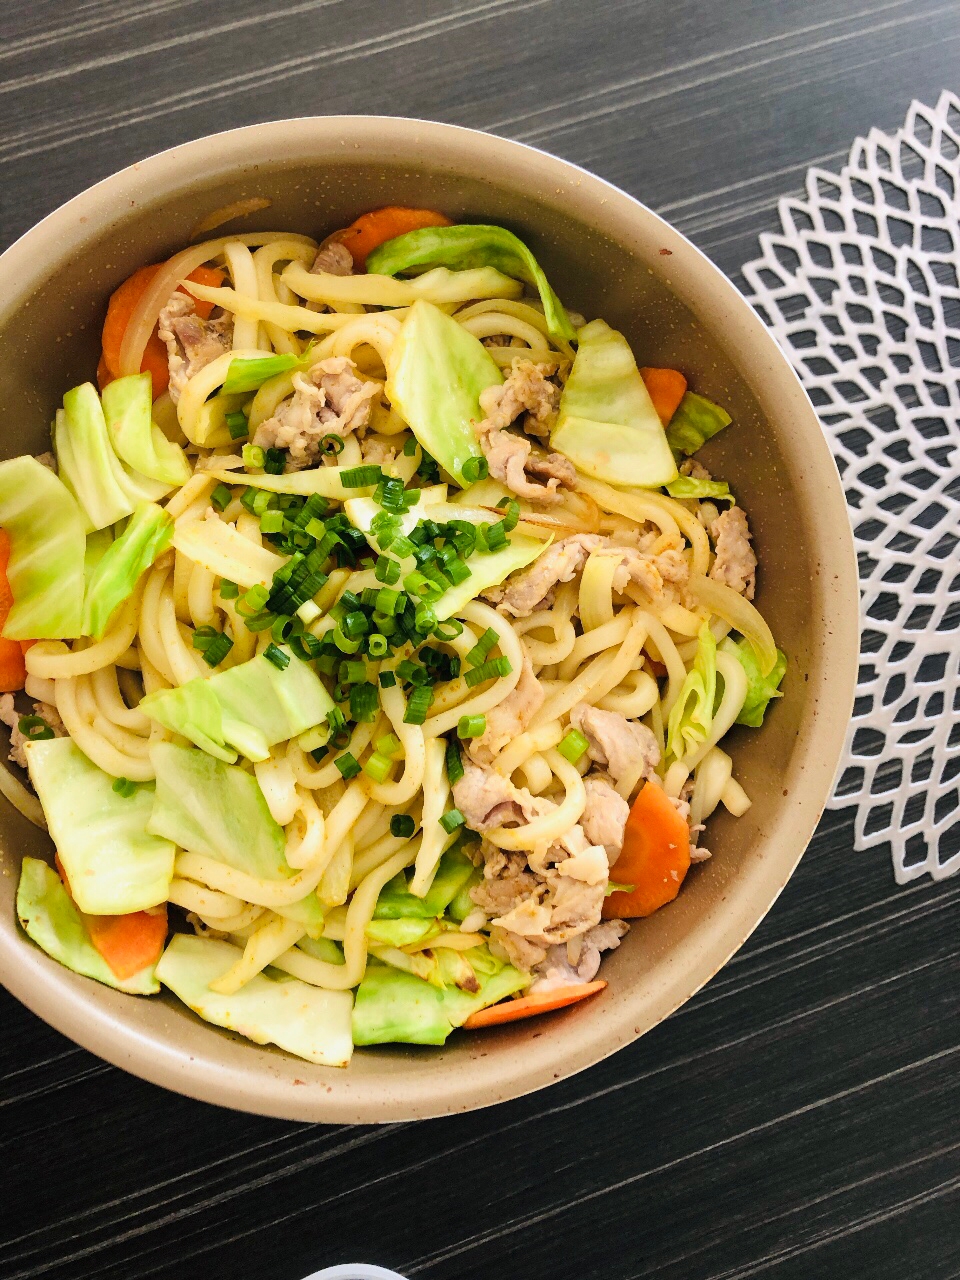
[2,208,787,1064]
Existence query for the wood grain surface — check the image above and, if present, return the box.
[2,2,959,1277]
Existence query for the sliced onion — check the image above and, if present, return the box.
[188,197,273,239]
[0,763,46,829]
[688,574,777,676]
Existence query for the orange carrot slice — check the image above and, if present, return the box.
[0,530,26,691]
[462,980,606,1029]
[603,780,691,919]
[640,367,688,426]
[84,906,169,981]
[101,263,224,395]
[335,206,453,270]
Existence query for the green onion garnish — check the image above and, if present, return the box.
[219,579,240,600]
[210,483,232,511]
[17,715,54,742]
[242,443,266,470]
[340,464,383,489]
[403,684,434,725]
[367,633,389,658]
[334,751,361,780]
[201,632,234,667]
[558,727,590,765]
[350,681,379,723]
[375,555,401,585]
[377,733,402,758]
[260,509,284,534]
[263,448,286,475]
[379,670,397,689]
[320,434,345,456]
[390,813,416,837]
[263,643,290,670]
[112,776,137,798]
[466,627,499,667]
[439,808,466,834]
[363,751,393,784]
[445,738,464,785]
[457,714,486,739]
[463,656,512,688]
[461,455,489,484]
[482,520,508,552]
[225,410,249,440]
[414,602,437,634]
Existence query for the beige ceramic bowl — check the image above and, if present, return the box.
[0,117,858,1122]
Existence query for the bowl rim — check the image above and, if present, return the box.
[0,114,859,1122]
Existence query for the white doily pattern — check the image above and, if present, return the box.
[742,91,960,884]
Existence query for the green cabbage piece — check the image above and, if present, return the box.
[24,738,174,915]
[664,475,733,503]
[223,353,299,395]
[722,636,787,728]
[101,373,191,487]
[666,622,718,762]
[446,867,482,922]
[16,857,159,994]
[296,935,345,964]
[352,947,528,1046]
[0,456,86,639]
[56,385,135,531]
[365,917,439,947]
[665,391,732,457]
[385,300,501,488]
[155,934,353,1066]
[367,223,575,343]
[374,847,476,919]
[551,319,679,488]
[82,502,173,639]
[84,527,114,577]
[140,647,334,763]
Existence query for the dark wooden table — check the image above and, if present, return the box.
[3,3,959,1277]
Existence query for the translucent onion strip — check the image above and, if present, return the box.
[687,575,778,676]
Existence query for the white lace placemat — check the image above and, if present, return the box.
[742,91,960,884]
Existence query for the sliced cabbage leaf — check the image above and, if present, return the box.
[0,456,85,639]
[223,353,299,395]
[24,738,174,915]
[56,385,135,531]
[82,502,173,639]
[140,647,333,763]
[101,372,191,487]
[155,933,353,1066]
[666,621,718,762]
[665,391,732,457]
[84,527,114,578]
[374,847,475,919]
[148,742,290,877]
[17,857,159,994]
[173,517,286,590]
[366,223,575,343]
[385,300,501,488]
[664,475,733,503]
[721,636,787,728]
[446,867,483,922]
[551,319,678,488]
[365,917,439,948]
[352,947,527,1046]
[296,935,344,964]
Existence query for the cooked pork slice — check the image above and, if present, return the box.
[680,458,712,481]
[709,506,757,599]
[607,546,690,599]
[253,357,379,470]
[34,452,57,473]
[360,435,397,466]
[478,359,561,440]
[465,653,544,765]
[452,762,546,832]
[158,294,233,404]
[477,423,575,504]
[529,919,630,991]
[492,533,606,617]
[475,359,572,503]
[310,242,354,276]
[0,696,66,770]
[581,773,630,861]
[570,702,660,787]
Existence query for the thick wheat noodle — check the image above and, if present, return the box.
[513,612,576,667]
[690,747,733,827]
[575,476,682,543]
[187,563,217,628]
[196,904,266,934]
[166,472,216,520]
[270,843,417,991]
[578,551,619,631]
[138,564,177,684]
[558,611,632,681]
[623,593,687,714]
[534,607,649,728]
[92,711,152,758]
[89,664,151,732]
[518,752,553,794]
[55,677,155,781]
[494,720,563,779]
[721,777,752,817]
[316,313,401,369]
[351,800,385,848]
[485,749,586,851]
[25,592,141,680]
[252,240,315,354]
[223,241,265,351]
[117,232,316,376]
[350,830,412,887]
[422,602,524,738]
[210,913,306,995]
[167,878,244,918]
[358,679,427,806]
[457,313,552,358]
[289,716,382,791]
[172,551,193,622]
[410,738,450,896]
[318,833,353,907]
[596,669,659,719]
[158,582,206,685]
[181,280,356,339]
[283,787,325,870]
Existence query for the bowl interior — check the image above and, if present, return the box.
[0,119,857,1121]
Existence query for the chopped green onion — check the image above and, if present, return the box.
[238,584,270,616]
[202,632,234,667]
[389,534,416,559]
[240,486,272,517]
[341,610,370,639]
[340,464,383,489]
[439,808,466,834]
[374,587,402,616]
[112,776,137,798]
[332,625,362,654]
[466,627,499,667]
[442,557,471,586]
[435,618,464,641]
[260,509,284,534]
[376,733,402,758]
[363,751,393,784]
[402,437,418,456]
[271,614,302,644]
[17,715,54,742]
[414,602,437,634]
[445,738,464,785]
[334,751,361,780]
[463,656,512,688]
[379,670,397,689]
[497,497,521,531]
[482,521,508,552]
[390,813,416,837]
[340,659,366,684]
[223,353,298,395]
[242,444,266,469]
[375,555,401,585]
[367,633,389,658]
[210,483,232,512]
[350,681,379,723]
[263,447,286,475]
[403,570,440,601]
[558,727,590,765]
[461,456,489,484]
[320,434,345,456]
[219,579,240,600]
[263,643,290,670]
[457,714,486,739]
[225,410,249,440]
[403,684,434,725]
[244,611,277,633]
